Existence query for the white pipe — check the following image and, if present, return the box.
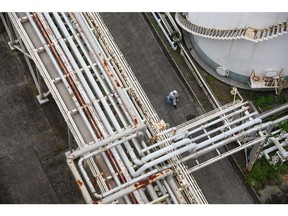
[98,169,173,204]
[196,118,262,151]
[166,174,187,204]
[270,137,288,158]
[259,102,288,119]
[52,13,146,178]
[187,136,266,173]
[141,131,186,153]
[73,12,141,126]
[152,13,177,51]
[61,13,146,159]
[262,140,288,160]
[141,138,193,163]
[134,142,197,177]
[25,12,99,142]
[49,13,117,132]
[66,155,94,203]
[70,123,146,158]
[163,180,179,204]
[186,111,258,144]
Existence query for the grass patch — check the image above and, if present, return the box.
[245,158,288,192]
[280,121,288,132]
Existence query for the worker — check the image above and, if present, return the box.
[166,90,179,108]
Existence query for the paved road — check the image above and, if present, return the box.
[100,12,256,204]
[0,33,83,204]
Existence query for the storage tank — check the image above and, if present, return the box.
[175,12,288,93]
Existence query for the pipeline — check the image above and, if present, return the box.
[13,12,284,204]
[32,13,103,140]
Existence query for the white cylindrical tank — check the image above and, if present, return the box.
[180,12,288,90]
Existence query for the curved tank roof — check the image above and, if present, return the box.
[187,12,288,29]
[183,12,288,91]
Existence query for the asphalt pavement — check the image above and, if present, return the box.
[100,12,256,204]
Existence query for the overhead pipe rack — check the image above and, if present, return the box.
[2,12,288,204]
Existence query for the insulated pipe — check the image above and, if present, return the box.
[98,169,173,204]
[73,13,141,126]
[61,13,145,158]
[182,106,253,138]
[258,102,288,120]
[195,118,262,151]
[42,13,109,138]
[35,13,125,197]
[70,123,146,159]
[141,131,186,153]
[166,174,187,204]
[152,13,177,51]
[141,138,193,163]
[163,180,179,204]
[134,142,197,177]
[270,137,288,158]
[66,154,94,204]
[47,15,143,191]
[188,111,258,143]
[91,169,159,199]
[187,136,267,173]
[32,13,103,139]
[26,12,99,143]
[68,13,147,161]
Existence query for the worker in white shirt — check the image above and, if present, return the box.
[167,90,179,108]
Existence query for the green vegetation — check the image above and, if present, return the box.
[205,75,215,84]
[246,158,288,191]
[280,121,288,132]
[254,94,274,109]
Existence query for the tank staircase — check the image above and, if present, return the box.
[175,13,288,43]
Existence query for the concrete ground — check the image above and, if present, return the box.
[100,12,257,204]
[0,33,84,204]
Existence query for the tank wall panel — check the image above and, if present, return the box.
[187,12,288,29]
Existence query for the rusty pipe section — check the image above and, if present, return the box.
[32,12,104,140]
[97,169,173,204]
[21,12,260,204]
[29,12,138,203]
[72,12,141,127]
